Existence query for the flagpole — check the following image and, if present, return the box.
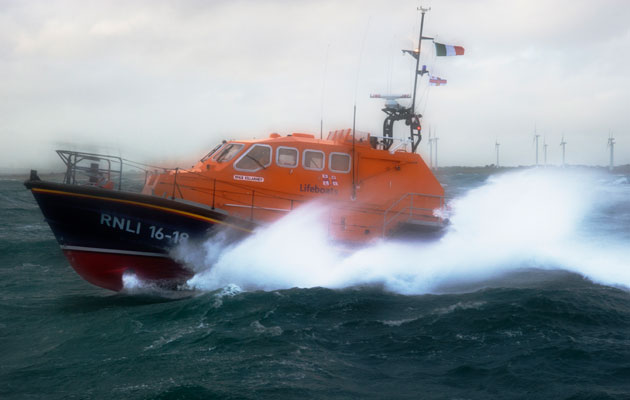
[411,7,430,113]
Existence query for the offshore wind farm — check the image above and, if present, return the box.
[484,129,624,170]
[418,124,626,172]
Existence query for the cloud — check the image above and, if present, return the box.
[0,0,629,172]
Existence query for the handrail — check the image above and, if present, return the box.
[382,192,445,236]
[57,150,125,190]
[53,149,309,222]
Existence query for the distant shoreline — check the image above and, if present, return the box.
[2,164,629,179]
[436,164,630,174]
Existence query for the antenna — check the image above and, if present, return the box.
[374,6,438,154]
[320,43,330,140]
[495,140,500,168]
[411,6,431,113]
[607,131,615,171]
[560,134,567,167]
[351,19,370,200]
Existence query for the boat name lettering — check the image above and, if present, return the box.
[148,226,189,243]
[233,175,264,182]
[99,213,189,243]
[299,184,339,195]
[100,213,141,234]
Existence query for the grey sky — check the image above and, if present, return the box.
[1,0,629,172]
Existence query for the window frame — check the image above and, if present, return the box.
[212,143,244,163]
[302,149,326,171]
[275,146,299,168]
[201,143,225,162]
[233,144,273,172]
[328,152,352,173]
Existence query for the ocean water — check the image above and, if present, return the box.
[1,167,630,399]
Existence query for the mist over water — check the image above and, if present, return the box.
[175,168,630,294]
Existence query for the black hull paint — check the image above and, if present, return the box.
[25,180,256,290]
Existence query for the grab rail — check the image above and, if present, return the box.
[57,150,124,190]
[382,192,445,236]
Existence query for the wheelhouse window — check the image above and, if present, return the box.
[329,152,351,173]
[276,147,298,168]
[303,150,325,171]
[234,144,272,171]
[201,142,225,162]
[213,143,244,163]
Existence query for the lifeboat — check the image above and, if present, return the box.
[24,8,458,291]
[25,128,446,290]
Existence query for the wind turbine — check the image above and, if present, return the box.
[533,125,540,166]
[543,136,548,166]
[607,131,615,171]
[495,140,500,168]
[560,134,567,167]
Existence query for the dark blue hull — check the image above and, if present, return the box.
[25,180,255,290]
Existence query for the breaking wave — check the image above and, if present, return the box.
[175,168,630,294]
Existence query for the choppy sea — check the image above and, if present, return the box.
[1,167,630,399]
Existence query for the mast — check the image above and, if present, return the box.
[373,6,463,155]
[411,7,430,113]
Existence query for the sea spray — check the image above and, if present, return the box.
[180,168,630,294]
[183,203,346,291]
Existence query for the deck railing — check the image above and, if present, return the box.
[382,192,446,236]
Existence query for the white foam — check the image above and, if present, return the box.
[181,168,630,294]
[121,271,148,291]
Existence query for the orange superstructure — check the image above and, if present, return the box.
[142,129,445,243]
[24,9,458,291]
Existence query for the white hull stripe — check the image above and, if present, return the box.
[60,245,170,258]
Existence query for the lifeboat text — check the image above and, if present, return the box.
[100,213,141,234]
[299,184,338,195]
[99,213,190,243]
[233,175,264,182]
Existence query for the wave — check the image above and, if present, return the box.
[170,168,630,295]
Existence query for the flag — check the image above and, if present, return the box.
[402,49,419,60]
[429,76,447,86]
[434,42,464,56]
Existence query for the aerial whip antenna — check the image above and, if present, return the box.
[320,43,330,140]
[351,18,371,200]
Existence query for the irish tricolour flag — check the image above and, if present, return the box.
[434,42,465,56]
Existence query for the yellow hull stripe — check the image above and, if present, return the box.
[31,188,253,233]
